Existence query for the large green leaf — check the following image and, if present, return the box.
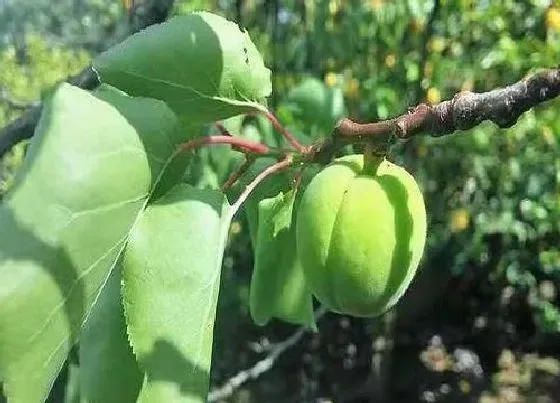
[79,265,142,403]
[121,184,231,403]
[0,83,184,403]
[249,190,315,328]
[93,12,271,125]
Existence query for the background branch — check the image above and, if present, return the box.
[208,306,327,402]
[0,0,175,158]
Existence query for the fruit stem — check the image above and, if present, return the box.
[362,142,385,175]
[264,111,307,153]
[231,155,294,213]
[221,157,256,192]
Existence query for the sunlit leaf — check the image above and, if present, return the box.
[122,184,231,403]
[94,12,271,125]
[0,83,183,402]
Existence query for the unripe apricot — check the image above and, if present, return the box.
[296,154,427,317]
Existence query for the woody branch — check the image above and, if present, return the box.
[308,66,560,164]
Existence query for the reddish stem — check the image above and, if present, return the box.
[232,156,293,212]
[265,111,306,153]
[178,135,270,155]
[215,121,231,136]
[221,157,255,192]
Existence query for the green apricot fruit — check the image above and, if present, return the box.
[296,154,427,317]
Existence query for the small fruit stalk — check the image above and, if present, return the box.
[296,153,427,317]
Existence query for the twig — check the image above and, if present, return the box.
[264,111,307,152]
[178,135,271,155]
[231,155,293,214]
[0,0,175,158]
[221,157,255,192]
[309,67,560,163]
[0,106,42,156]
[214,121,257,154]
[208,306,328,402]
[215,121,231,137]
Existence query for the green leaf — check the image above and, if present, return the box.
[229,158,292,247]
[0,83,184,403]
[63,361,80,403]
[270,189,297,237]
[249,190,315,328]
[93,84,196,200]
[283,76,345,136]
[79,265,142,403]
[93,12,272,125]
[121,184,231,403]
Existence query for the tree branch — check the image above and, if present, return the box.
[208,306,327,402]
[0,0,175,158]
[308,66,560,163]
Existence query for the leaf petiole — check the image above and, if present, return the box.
[231,155,294,215]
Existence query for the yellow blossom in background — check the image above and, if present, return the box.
[329,0,340,15]
[0,32,90,127]
[479,393,499,403]
[450,209,470,232]
[545,7,560,31]
[461,79,474,92]
[370,0,384,10]
[230,221,242,235]
[324,72,338,87]
[122,0,134,11]
[385,53,396,69]
[542,126,556,145]
[344,78,360,98]
[429,37,446,53]
[424,61,434,78]
[426,87,441,104]
[459,379,471,394]
[410,18,424,33]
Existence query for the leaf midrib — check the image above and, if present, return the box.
[31,147,184,375]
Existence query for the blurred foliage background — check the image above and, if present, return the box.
[1,0,559,402]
